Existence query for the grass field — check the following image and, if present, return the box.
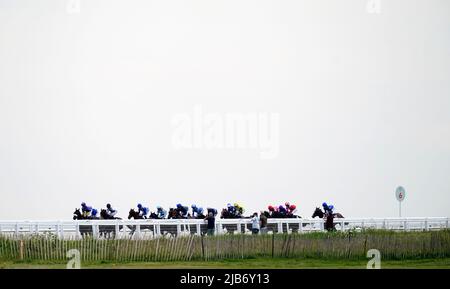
[1,257,450,269]
[1,230,449,268]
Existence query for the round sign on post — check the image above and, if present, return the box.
[395,186,406,217]
[396,186,406,202]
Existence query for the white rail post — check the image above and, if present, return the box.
[446,218,449,229]
[217,222,223,235]
[15,223,19,236]
[75,222,80,239]
[299,220,303,234]
[424,218,429,231]
[196,223,201,236]
[278,221,282,233]
[136,223,141,239]
[115,220,120,238]
[177,223,181,235]
[95,223,100,239]
[341,220,345,232]
[404,220,408,231]
[156,223,161,236]
[58,221,63,239]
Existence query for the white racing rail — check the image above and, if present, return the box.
[0,217,448,239]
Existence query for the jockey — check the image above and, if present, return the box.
[106,203,117,218]
[322,202,333,215]
[268,205,275,217]
[286,203,296,214]
[91,208,99,219]
[81,202,92,217]
[328,205,334,214]
[176,204,189,218]
[287,204,297,216]
[156,206,167,219]
[234,203,244,216]
[226,203,236,215]
[191,204,203,218]
[191,204,199,217]
[137,203,149,218]
[278,205,287,216]
[207,207,218,217]
[285,202,290,212]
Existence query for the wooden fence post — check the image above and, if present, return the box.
[201,235,205,260]
[271,233,274,258]
[20,239,24,260]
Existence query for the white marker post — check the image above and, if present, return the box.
[395,186,406,217]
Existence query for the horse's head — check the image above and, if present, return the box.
[100,209,108,219]
[312,207,324,219]
[128,208,136,219]
[73,208,81,220]
[169,208,178,217]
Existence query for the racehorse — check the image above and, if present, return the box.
[168,208,184,219]
[311,207,345,231]
[99,209,123,238]
[220,208,242,219]
[127,208,154,235]
[72,208,93,237]
[312,207,345,219]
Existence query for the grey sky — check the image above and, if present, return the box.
[0,0,449,220]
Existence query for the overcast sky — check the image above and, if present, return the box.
[0,0,449,220]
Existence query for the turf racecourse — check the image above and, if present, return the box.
[1,257,450,269]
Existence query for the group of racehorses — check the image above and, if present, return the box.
[72,204,344,238]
